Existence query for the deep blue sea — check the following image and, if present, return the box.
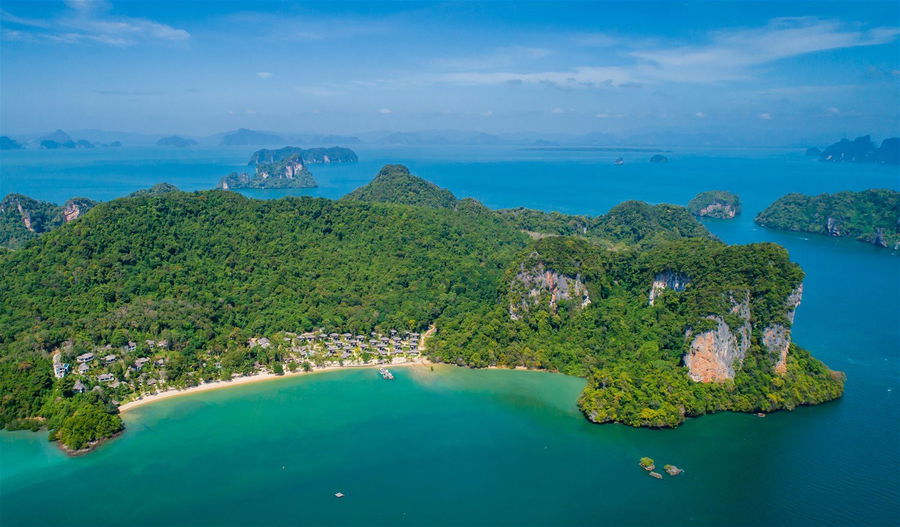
[1,145,898,526]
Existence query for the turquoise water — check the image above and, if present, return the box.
[1,146,899,526]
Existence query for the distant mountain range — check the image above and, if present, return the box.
[4,128,897,150]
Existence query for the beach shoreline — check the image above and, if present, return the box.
[119,359,430,413]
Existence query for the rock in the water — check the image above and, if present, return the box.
[649,471,663,479]
[663,464,683,476]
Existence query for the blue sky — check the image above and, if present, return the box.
[1,0,898,144]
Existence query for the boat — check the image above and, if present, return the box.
[378,367,394,380]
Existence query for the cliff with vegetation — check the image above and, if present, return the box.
[248,146,358,165]
[218,155,318,189]
[0,194,98,249]
[756,189,900,249]
[688,190,741,219]
[0,168,843,452]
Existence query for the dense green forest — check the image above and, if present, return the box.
[1,193,98,249]
[756,189,900,249]
[0,165,843,451]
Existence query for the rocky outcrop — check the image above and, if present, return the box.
[61,201,84,222]
[15,200,35,232]
[763,284,803,374]
[683,294,751,382]
[509,260,591,320]
[697,202,737,219]
[648,270,690,306]
[688,190,741,219]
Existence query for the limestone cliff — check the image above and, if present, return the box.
[648,270,690,306]
[683,294,751,382]
[509,258,591,320]
[763,284,803,374]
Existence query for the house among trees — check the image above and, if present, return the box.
[78,363,90,374]
[76,352,94,363]
[98,373,115,383]
[54,363,69,379]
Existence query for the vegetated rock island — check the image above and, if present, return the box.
[756,189,900,250]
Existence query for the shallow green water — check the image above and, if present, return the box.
[1,146,898,526]
[0,365,852,526]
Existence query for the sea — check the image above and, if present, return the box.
[0,145,898,526]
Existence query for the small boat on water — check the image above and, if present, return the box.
[379,367,394,380]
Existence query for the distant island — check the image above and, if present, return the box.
[248,146,358,165]
[688,190,741,219]
[156,135,197,148]
[649,154,668,163]
[756,189,900,249]
[0,193,98,249]
[811,135,899,165]
[220,128,284,146]
[218,154,318,189]
[0,136,23,150]
[0,167,844,453]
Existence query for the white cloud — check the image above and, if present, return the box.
[596,113,610,118]
[759,112,773,120]
[631,17,899,83]
[245,109,257,115]
[695,112,706,118]
[257,72,273,79]
[378,108,392,114]
[827,106,840,114]
[430,18,899,88]
[551,107,565,114]
[435,66,635,87]
[1,1,189,46]
[483,111,493,117]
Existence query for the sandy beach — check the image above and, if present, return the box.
[119,358,428,413]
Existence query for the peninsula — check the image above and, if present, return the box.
[756,189,900,249]
[0,166,843,453]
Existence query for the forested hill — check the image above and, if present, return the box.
[0,165,842,452]
[341,164,459,209]
[343,164,714,248]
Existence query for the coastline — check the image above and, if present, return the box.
[118,359,429,413]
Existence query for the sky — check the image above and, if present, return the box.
[1,0,899,144]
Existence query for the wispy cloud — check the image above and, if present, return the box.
[430,17,899,88]
[257,72,273,79]
[1,1,189,46]
[632,17,900,82]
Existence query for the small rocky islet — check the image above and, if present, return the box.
[639,457,683,479]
